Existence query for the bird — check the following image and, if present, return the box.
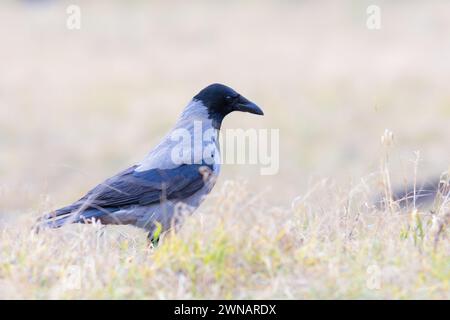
[390,175,450,209]
[36,83,264,244]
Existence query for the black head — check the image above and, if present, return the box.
[193,83,264,129]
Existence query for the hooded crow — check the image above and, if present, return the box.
[37,84,263,243]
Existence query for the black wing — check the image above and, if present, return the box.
[74,162,213,209]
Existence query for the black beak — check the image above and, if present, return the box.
[235,96,264,115]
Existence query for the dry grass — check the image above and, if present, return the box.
[0,177,448,299]
[0,1,449,299]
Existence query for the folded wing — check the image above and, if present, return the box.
[39,163,213,228]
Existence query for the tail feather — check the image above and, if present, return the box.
[35,204,106,231]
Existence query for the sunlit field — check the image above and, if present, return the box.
[0,0,449,299]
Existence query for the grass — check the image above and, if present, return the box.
[0,175,448,299]
[0,1,450,299]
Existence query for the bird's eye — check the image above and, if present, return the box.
[225,95,238,103]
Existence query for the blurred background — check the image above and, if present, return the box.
[1,0,449,220]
